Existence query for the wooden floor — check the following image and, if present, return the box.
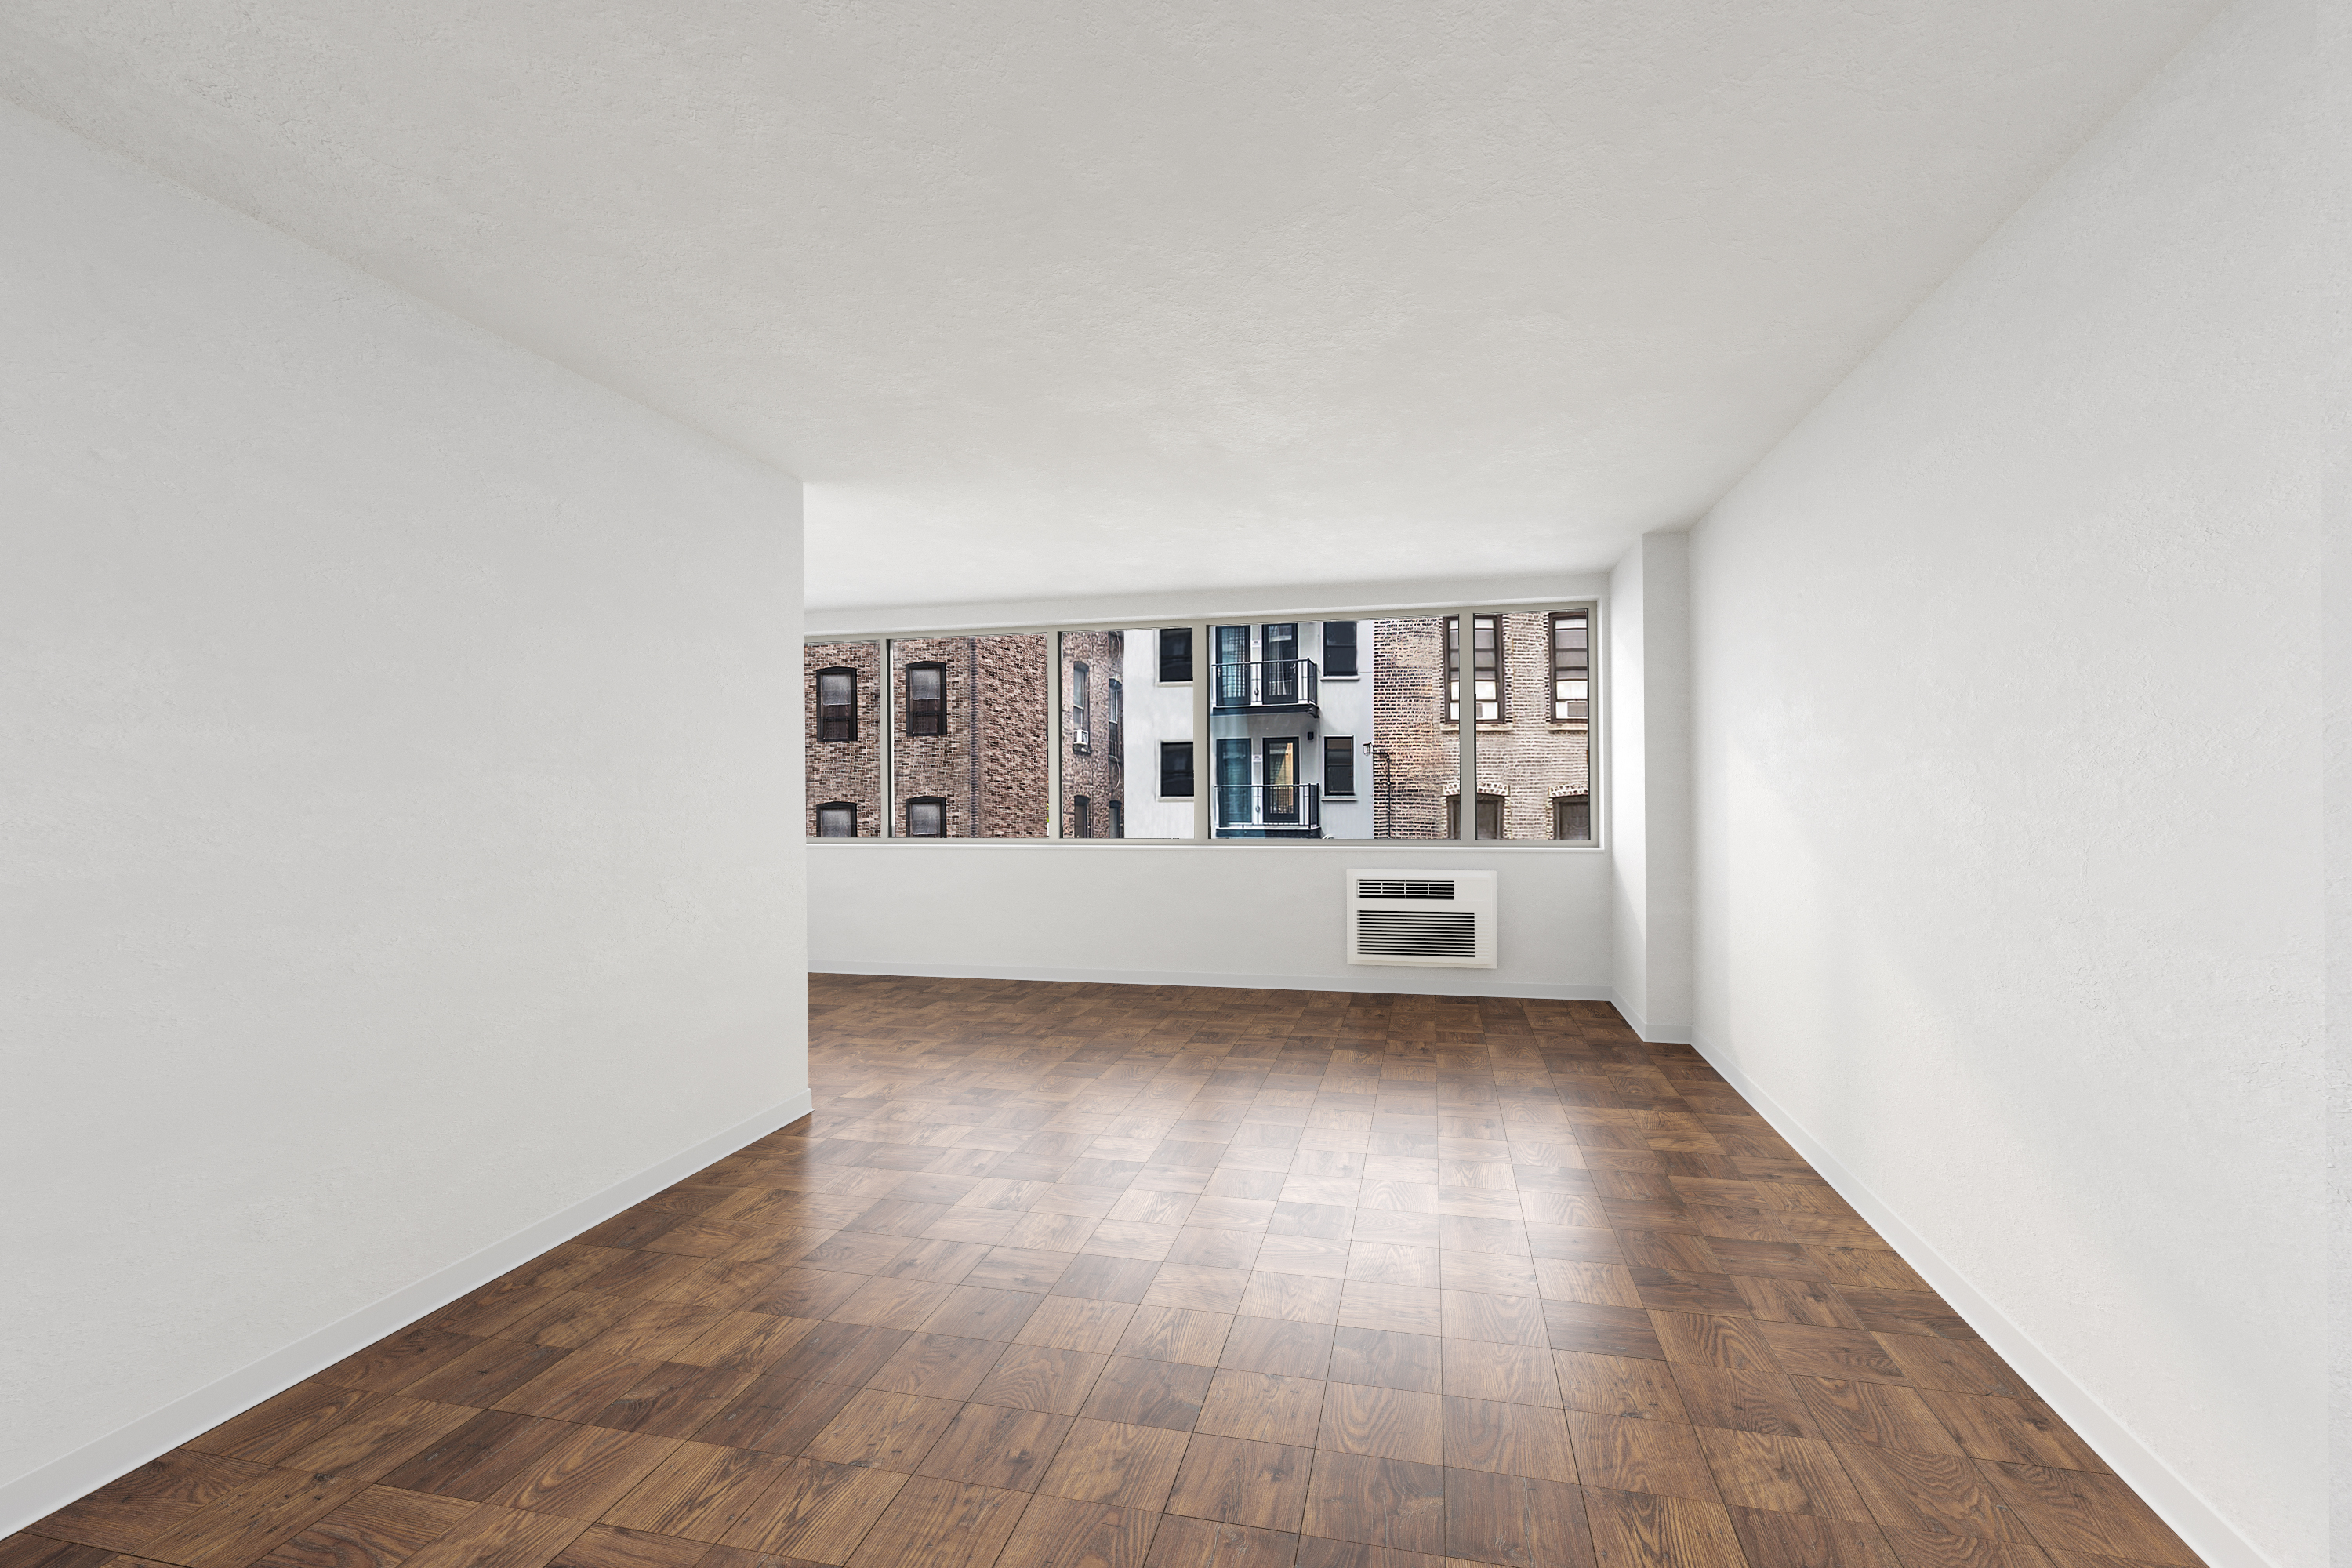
[10,975,2202,1568]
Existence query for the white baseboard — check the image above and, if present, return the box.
[0,1088,815,1539]
[1606,989,1692,1043]
[1686,1033,2271,1568]
[813,959,1612,1003]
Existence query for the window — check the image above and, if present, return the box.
[905,662,946,735]
[1161,741,1194,797]
[1322,621,1359,677]
[1445,616,1501,723]
[1447,793,1504,839]
[1159,628,1193,683]
[1550,612,1589,726]
[1323,735,1356,798]
[808,602,1589,845]
[816,667,858,741]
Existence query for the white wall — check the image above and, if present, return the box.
[0,102,808,1528]
[1686,2,2330,1563]
[1607,533,1693,1040]
[811,842,1611,999]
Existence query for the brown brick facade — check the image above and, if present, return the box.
[804,641,881,835]
[805,636,1051,837]
[1059,630,1125,837]
[1372,612,1589,840]
[892,633,1050,837]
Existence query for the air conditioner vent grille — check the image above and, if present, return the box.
[1356,879,1454,900]
[1353,910,1478,959]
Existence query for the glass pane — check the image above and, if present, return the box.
[1093,628,1194,839]
[1061,631,1136,839]
[887,634,1050,837]
[806,641,880,836]
[1482,611,1595,840]
[1357,617,1453,838]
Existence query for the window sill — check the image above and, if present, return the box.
[1322,674,1361,682]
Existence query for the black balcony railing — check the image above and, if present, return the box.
[1214,783,1322,837]
[1212,658,1319,712]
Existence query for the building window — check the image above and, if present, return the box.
[1322,621,1359,677]
[815,667,858,741]
[1323,736,1356,798]
[1159,628,1193,683]
[1554,793,1592,843]
[1072,794,1091,838]
[815,801,858,837]
[1161,741,1194,797]
[1446,793,1504,839]
[905,662,947,735]
[1445,617,1501,723]
[906,797,947,837]
[1550,612,1589,726]
[1108,800,1123,839]
[1108,678,1123,760]
[1070,660,1091,752]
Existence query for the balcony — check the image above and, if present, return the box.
[1212,658,1319,715]
[1214,783,1322,838]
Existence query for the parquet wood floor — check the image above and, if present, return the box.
[9,975,2205,1568]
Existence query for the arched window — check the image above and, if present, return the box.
[905,662,947,736]
[815,801,858,837]
[906,797,947,837]
[815,667,858,742]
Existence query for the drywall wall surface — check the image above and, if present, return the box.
[1688,1,2330,1561]
[0,100,808,1510]
[809,842,1610,999]
[1607,533,1693,1040]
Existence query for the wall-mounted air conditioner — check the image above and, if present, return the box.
[1345,869,1497,968]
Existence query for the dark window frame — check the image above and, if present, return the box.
[1071,794,1091,838]
[815,800,858,837]
[1070,659,1091,753]
[1321,621,1359,678]
[815,666,858,742]
[1108,800,1123,839]
[1445,616,1502,724]
[904,661,948,736]
[1160,740,1195,798]
[1323,735,1356,799]
[1447,792,1506,840]
[906,797,948,837]
[1158,628,1194,683]
[1549,610,1589,727]
[1553,793,1592,843]
[1108,677,1123,762]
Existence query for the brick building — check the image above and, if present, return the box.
[1371,610,1591,840]
[804,635,1051,837]
[1058,630,1127,837]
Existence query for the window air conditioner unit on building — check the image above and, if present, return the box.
[1346,869,1496,968]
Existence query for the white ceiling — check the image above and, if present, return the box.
[0,2,2219,611]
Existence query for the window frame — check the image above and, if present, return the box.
[1160,739,1195,799]
[1548,610,1590,728]
[1322,735,1357,800]
[1158,627,1194,684]
[815,800,858,837]
[1321,621,1359,679]
[815,666,859,742]
[904,660,949,737]
[1069,659,1091,753]
[905,796,948,837]
[805,598,1600,848]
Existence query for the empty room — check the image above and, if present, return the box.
[2,5,2332,1568]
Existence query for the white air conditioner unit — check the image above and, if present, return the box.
[1346,869,1497,968]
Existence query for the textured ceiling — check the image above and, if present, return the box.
[0,2,2220,609]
